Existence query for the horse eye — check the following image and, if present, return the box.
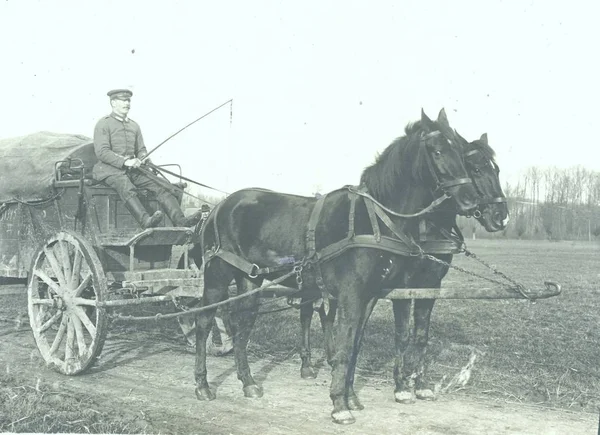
[434,150,442,157]
[473,167,481,174]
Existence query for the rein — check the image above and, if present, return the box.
[346,186,451,218]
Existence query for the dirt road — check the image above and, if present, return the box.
[1,288,597,435]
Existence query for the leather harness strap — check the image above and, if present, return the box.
[306,193,328,259]
[347,190,357,238]
[364,198,381,242]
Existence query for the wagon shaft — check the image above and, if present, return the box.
[258,281,561,301]
[381,281,561,300]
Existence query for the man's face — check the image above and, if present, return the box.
[111,97,131,118]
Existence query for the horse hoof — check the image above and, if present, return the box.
[243,385,263,398]
[394,390,415,404]
[347,395,364,411]
[331,410,355,425]
[416,389,436,401]
[301,367,317,379]
[195,386,216,401]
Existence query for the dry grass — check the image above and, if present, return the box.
[0,372,148,433]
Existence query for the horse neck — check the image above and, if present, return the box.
[385,183,433,215]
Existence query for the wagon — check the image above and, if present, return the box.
[0,132,203,375]
[0,132,561,378]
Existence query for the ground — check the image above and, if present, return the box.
[0,285,597,435]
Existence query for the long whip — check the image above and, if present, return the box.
[142,98,233,161]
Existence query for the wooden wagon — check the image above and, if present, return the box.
[0,132,203,375]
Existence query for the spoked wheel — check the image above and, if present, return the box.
[27,231,108,375]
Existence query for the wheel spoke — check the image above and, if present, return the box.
[65,317,75,360]
[58,240,73,289]
[44,246,67,288]
[71,313,88,356]
[49,315,68,355]
[38,311,62,334]
[72,306,96,337]
[70,249,83,289]
[74,273,92,297]
[34,269,63,297]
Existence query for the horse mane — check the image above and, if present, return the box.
[359,121,429,203]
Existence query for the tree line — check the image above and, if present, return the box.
[178,166,600,242]
[458,165,600,241]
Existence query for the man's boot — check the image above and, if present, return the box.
[124,197,163,229]
[158,193,203,227]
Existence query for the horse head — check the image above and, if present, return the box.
[418,108,479,214]
[459,132,510,231]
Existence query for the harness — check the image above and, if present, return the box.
[202,129,472,301]
[203,185,465,302]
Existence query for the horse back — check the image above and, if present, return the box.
[201,189,350,266]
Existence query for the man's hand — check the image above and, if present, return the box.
[141,157,153,166]
[124,158,142,169]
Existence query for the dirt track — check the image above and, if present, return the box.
[0,287,597,435]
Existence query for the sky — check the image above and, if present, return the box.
[0,0,598,197]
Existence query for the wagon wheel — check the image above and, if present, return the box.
[27,231,108,375]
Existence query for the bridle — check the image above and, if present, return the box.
[420,130,473,199]
[464,149,507,218]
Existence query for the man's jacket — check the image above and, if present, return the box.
[93,113,148,180]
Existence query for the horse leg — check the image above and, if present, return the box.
[299,297,317,379]
[412,298,436,401]
[195,259,231,401]
[329,289,365,425]
[346,297,378,411]
[231,274,263,398]
[392,299,415,404]
[318,299,337,366]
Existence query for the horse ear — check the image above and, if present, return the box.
[480,133,488,144]
[437,108,450,128]
[421,108,434,129]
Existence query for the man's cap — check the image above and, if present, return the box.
[107,89,133,100]
[201,204,211,212]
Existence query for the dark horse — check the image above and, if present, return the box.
[295,130,510,407]
[391,132,509,403]
[192,109,480,424]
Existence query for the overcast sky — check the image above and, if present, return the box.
[0,1,597,196]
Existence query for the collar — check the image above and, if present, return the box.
[110,112,129,122]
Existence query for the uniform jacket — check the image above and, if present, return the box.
[92,113,149,180]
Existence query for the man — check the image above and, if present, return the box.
[200,203,211,220]
[93,89,202,228]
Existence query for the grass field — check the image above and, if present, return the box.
[1,239,599,431]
